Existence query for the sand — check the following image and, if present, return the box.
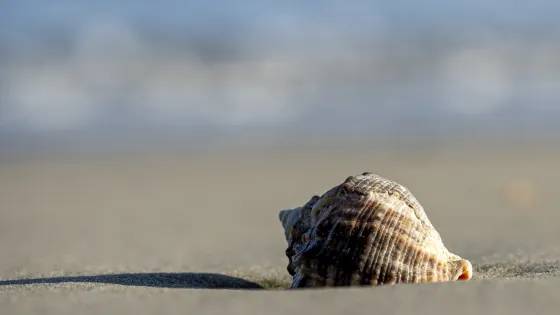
[1,144,560,314]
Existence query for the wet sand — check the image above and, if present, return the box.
[1,144,560,314]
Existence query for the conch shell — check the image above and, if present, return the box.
[279,172,472,288]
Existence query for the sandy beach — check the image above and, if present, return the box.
[1,144,560,314]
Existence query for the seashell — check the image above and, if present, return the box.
[278,172,472,288]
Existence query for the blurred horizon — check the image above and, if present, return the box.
[1,1,560,152]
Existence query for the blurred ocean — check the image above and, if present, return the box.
[1,1,559,152]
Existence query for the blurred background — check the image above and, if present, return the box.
[1,0,559,154]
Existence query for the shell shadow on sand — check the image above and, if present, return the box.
[0,272,265,290]
[1,261,559,291]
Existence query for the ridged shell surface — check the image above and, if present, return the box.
[279,172,472,288]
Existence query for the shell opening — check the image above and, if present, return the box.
[451,259,473,281]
